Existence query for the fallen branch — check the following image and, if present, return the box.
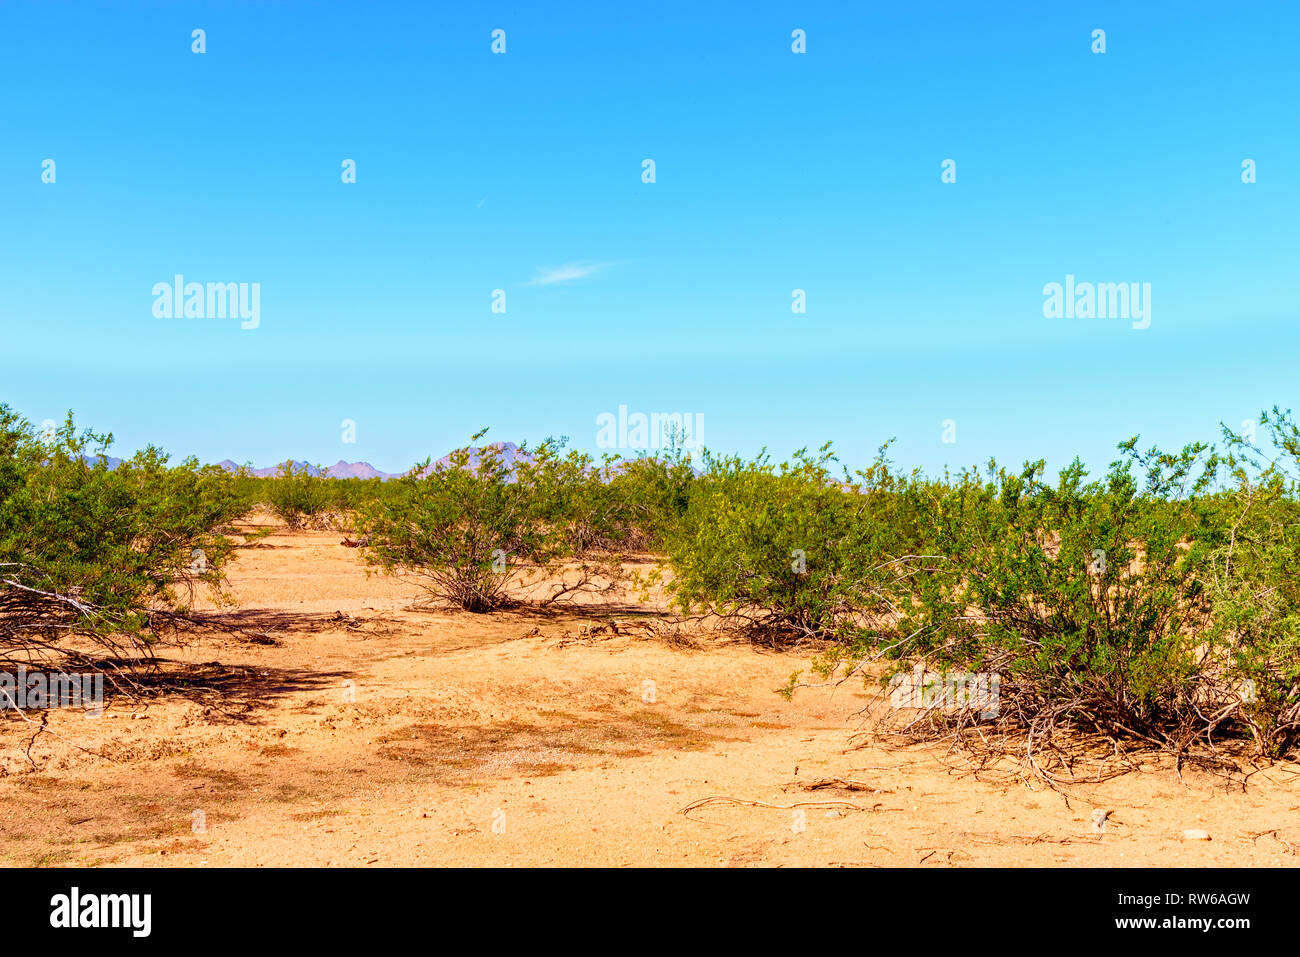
[680,795,883,818]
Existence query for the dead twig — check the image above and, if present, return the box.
[680,795,883,819]
[796,777,892,794]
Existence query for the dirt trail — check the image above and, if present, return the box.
[3,523,1299,867]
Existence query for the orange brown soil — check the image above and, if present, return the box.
[2,517,1299,867]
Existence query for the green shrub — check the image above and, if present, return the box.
[516,440,625,556]
[663,443,908,644]
[358,435,640,612]
[606,449,696,551]
[1205,409,1300,756]
[359,436,547,611]
[0,405,243,674]
[266,461,334,529]
[865,445,1218,754]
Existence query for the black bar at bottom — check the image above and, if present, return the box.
[0,866,1277,943]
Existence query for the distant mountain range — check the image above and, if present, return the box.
[82,442,700,479]
[229,459,400,480]
[86,442,534,480]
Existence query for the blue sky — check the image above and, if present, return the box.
[1,0,1296,476]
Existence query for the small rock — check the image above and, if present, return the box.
[1183,829,1211,841]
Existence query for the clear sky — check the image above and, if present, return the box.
[2,0,1296,476]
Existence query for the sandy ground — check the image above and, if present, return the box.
[3,518,1299,868]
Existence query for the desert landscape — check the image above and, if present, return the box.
[3,510,1298,869]
[5,4,1295,941]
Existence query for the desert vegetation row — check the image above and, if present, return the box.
[4,404,1300,780]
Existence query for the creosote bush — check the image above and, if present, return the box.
[266,461,335,529]
[0,405,242,682]
[663,443,908,644]
[849,442,1226,773]
[356,434,625,612]
[793,424,1300,771]
[1203,409,1300,757]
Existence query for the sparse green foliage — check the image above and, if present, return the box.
[0,405,242,673]
[266,462,335,529]
[662,440,917,644]
[1204,409,1300,756]
[356,439,602,612]
[860,443,1226,765]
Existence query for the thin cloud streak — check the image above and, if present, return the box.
[528,261,610,286]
